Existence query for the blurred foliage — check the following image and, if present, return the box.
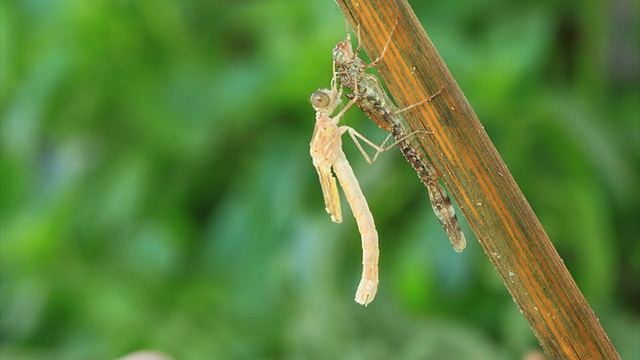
[1,0,638,359]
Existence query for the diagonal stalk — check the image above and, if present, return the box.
[333,0,620,358]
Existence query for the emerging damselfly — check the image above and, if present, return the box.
[310,72,387,306]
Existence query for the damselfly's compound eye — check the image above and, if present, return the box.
[310,90,331,110]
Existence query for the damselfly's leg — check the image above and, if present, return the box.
[341,125,433,164]
[351,19,399,71]
[394,87,444,115]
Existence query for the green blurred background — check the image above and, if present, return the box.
[1,0,638,359]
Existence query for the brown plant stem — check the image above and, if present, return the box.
[333,0,620,358]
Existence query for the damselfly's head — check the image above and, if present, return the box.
[310,89,333,111]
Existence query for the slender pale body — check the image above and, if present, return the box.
[332,25,466,253]
[309,84,379,306]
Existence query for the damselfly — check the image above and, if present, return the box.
[310,74,386,306]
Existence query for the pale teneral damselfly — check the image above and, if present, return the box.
[310,71,390,306]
